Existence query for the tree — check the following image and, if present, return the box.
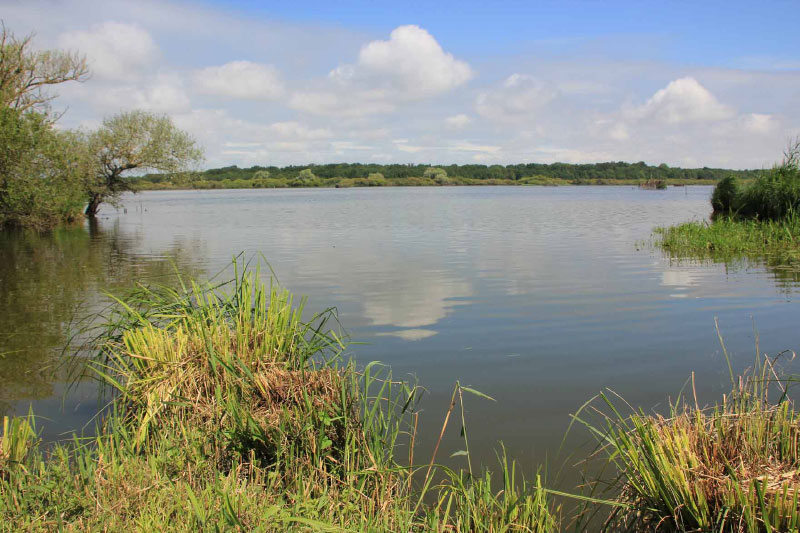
[297,168,316,182]
[0,23,88,115]
[423,167,449,184]
[0,107,90,228]
[85,111,203,216]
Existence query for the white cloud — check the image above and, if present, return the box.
[444,113,472,130]
[68,74,190,114]
[353,25,473,97]
[626,77,733,124]
[59,22,158,80]
[476,74,559,122]
[451,142,501,153]
[5,1,799,168]
[742,113,777,134]
[291,25,472,117]
[195,61,284,100]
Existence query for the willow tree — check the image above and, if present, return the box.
[85,111,203,216]
[0,23,88,115]
[0,24,90,228]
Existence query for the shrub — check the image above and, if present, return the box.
[716,141,800,220]
[711,175,740,215]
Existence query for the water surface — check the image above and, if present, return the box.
[2,186,798,486]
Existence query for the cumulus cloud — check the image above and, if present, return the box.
[6,1,799,168]
[291,25,472,117]
[194,61,284,100]
[625,77,733,124]
[352,25,473,97]
[476,74,559,122]
[59,22,158,80]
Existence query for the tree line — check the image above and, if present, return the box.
[0,24,202,229]
[135,161,759,191]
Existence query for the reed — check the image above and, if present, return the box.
[575,334,800,532]
[654,214,800,268]
[0,259,558,531]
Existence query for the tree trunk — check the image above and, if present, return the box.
[85,194,102,217]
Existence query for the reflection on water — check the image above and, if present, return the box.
[1,186,798,485]
[0,221,206,437]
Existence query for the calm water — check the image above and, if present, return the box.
[2,186,798,487]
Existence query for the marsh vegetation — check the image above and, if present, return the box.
[655,142,800,273]
[2,262,798,531]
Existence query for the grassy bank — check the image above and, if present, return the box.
[654,143,800,272]
[654,215,800,268]
[0,265,558,531]
[2,263,798,531]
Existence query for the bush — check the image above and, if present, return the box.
[0,108,89,229]
[711,175,740,215]
[716,141,800,220]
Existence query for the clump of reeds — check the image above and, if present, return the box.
[0,413,36,477]
[1,259,559,531]
[712,141,800,220]
[654,214,800,268]
[578,332,800,532]
[655,142,800,271]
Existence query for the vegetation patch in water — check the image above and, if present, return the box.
[3,260,799,531]
[0,262,558,531]
[576,337,800,532]
[655,142,800,272]
[654,215,800,268]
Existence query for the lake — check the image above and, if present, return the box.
[2,186,798,488]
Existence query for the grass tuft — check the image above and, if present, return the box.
[1,259,559,531]
[577,345,800,532]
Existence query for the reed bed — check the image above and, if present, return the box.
[0,261,558,531]
[3,259,797,531]
[654,215,800,268]
[576,337,800,532]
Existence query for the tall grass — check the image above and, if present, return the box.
[654,214,800,268]
[4,259,797,531]
[575,332,800,532]
[712,141,800,220]
[1,260,559,531]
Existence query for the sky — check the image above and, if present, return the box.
[3,0,800,169]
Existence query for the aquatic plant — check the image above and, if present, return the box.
[1,259,559,531]
[712,141,800,221]
[576,329,800,532]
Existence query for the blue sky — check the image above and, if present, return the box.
[216,0,800,67]
[3,0,800,168]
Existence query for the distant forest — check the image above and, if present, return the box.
[132,161,761,190]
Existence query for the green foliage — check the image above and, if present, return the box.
[134,161,755,191]
[712,142,800,220]
[654,215,800,271]
[711,175,740,214]
[0,107,89,228]
[0,24,88,114]
[577,345,800,532]
[1,412,37,474]
[85,110,203,216]
[0,261,559,530]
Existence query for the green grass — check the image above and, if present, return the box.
[574,329,800,532]
[2,259,798,531]
[0,260,559,531]
[654,215,800,270]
